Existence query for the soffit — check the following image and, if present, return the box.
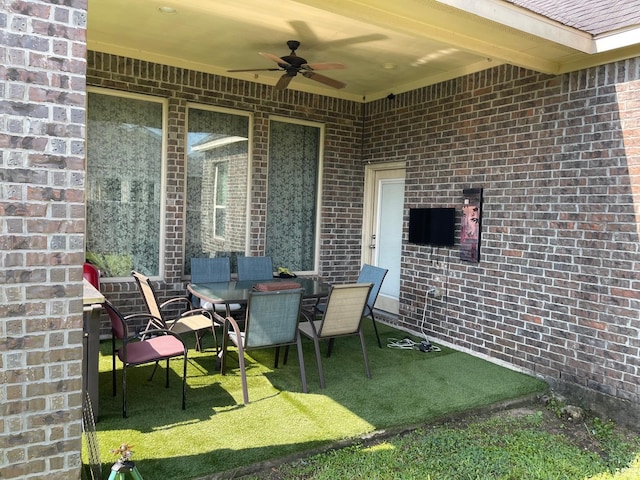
[86,0,640,101]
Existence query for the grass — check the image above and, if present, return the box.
[241,408,640,480]
[86,321,548,479]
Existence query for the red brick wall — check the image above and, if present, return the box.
[365,63,640,424]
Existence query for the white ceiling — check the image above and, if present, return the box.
[87,0,640,102]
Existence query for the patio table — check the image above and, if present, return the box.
[187,277,331,316]
[189,277,331,369]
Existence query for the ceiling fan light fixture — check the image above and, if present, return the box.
[158,6,177,14]
[382,63,397,70]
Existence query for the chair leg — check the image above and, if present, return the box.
[112,345,117,397]
[164,358,170,388]
[181,354,187,410]
[274,346,280,368]
[358,329,372,379]
[209,322,219,354]
[326,338,335,357]
[370,311,382,348]
[295,334,308,393]
[237,344,249,405]
[149,361,159,381]
[312,336,326,389]
[220,324,229,374]
[122,365,128,418]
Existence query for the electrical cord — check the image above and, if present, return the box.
[387,337,441,352]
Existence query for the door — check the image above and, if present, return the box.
[362,162,405,314]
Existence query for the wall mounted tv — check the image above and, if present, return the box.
[408,207,456,246]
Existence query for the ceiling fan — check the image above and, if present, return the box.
[228,40,346,90]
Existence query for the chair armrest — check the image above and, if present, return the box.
[300,309,315,322]
[220,315,243,375]
[222,315,242,339]
[122,313,167,338]
[211,310,226,325]
[160,296,194,311]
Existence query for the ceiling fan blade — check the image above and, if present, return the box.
[275,74,294,90]
[302,71,346,89]
[227,68,282,72]
[303,62,346,71]
[260,52,290,67]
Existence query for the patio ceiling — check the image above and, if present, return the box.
[87,0,640,102]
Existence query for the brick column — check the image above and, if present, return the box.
[0,1,88,479]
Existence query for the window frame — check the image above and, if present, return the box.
[266,116,324,276]
[183,103,253,275]
[212,161,228,240]
[85,87,168,282]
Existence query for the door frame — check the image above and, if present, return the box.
[362,161,406,313]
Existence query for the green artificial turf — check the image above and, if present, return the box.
[85,321,547,479]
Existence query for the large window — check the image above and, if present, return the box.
[185,106,250,274]
[86,89,166,278]
[266,119,322,272]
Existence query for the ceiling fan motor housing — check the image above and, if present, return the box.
[286,40,301,51]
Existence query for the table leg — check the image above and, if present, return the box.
[83,304,102,423]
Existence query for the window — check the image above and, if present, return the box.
[266,119,322,272]
[185,106,250,274]
[86,89,166,278]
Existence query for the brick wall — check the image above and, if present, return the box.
[0,1,88,478]
[365,63,640,426]
[86,52,366,316]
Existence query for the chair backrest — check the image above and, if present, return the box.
[132,271,163,320]
[244,288,304,348]
[237,256,273,281]
[317,283,372,337]
[104,299,165,341]
[83,262,100,290]
[357,264,388,309]
[191,257,232,283]
[104,300,128,341]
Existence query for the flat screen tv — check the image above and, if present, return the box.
[408,207,456,246]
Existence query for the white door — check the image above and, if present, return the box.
[362,162,405,314]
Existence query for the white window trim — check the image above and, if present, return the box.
[183,103,253,268]
[267,116,325,276]
[86,87,168,282]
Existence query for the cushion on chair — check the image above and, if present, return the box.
[253,281,301,292]
[120,335,185,365]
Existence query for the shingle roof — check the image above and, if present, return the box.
[505,0,640,35]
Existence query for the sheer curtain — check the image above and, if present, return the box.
[266,120,320,272]
[86,91,164,277]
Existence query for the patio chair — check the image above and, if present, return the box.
[316,264,388,350]
[237,255,274,281]
[300,282,373,389]
[132,271,218,352]
[83,262,100,290]
[190,257,242,316]
[104,300,188,418]
[220,286,307,404]
[357,264,388,348]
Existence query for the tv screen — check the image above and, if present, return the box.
[408,207,456,246]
